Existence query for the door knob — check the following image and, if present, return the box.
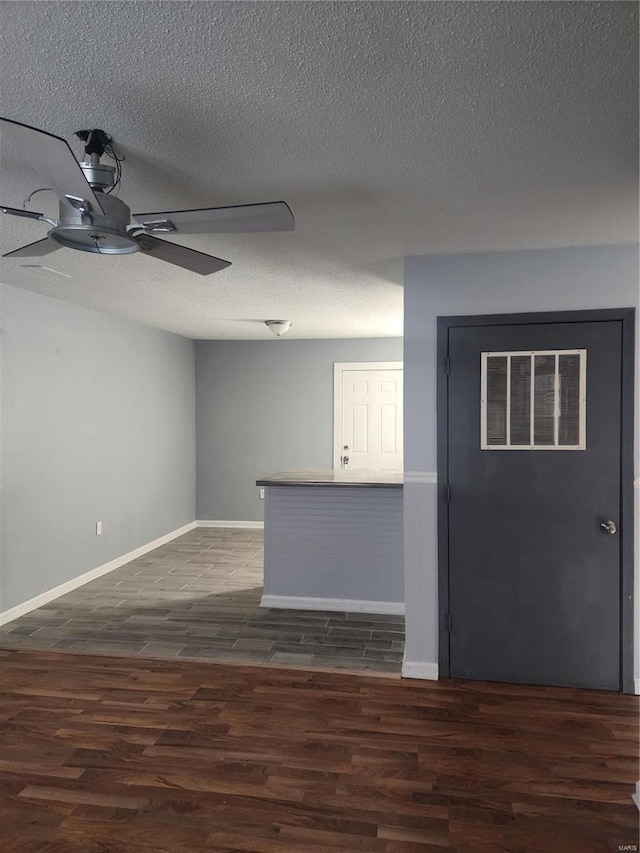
[600,520,617,535]
[340,445,350,469]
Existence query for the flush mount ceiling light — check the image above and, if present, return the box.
[265,320,292,337]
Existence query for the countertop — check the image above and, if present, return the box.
[256,469,403,488]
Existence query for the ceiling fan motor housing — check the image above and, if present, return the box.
[80,158,115,190]
[50,192,138,254]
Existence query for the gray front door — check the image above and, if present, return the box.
[446,318,625,691]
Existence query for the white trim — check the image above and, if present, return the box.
[635,678,640,695]
[404,471,437,485]
[333,361,403,470]
[260,594,404,615]
[401,659,439,680]
[633,781,639,811]
[334,361,404,372]
[0,521,197,627]
[196,520,264,529]
[480,443,587,452]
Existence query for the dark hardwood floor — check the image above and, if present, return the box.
[0,648,637,852]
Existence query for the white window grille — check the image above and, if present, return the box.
[480,350,586,450]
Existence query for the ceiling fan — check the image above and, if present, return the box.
[0,117,294,275]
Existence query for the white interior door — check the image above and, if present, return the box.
[334,362,403,471]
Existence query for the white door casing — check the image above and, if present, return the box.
[333,362,403,471]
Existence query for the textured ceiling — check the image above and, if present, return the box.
[0,1,637,339]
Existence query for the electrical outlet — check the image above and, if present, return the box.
[259,488,265,499]
[96,521,102,535]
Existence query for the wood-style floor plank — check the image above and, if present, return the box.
[0,527,404,675]
[0,649,637,852]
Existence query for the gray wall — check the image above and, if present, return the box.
[402,245,639,683]
[1,284,196,613]
[196,338,403,521]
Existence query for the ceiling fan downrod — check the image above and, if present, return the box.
[75,129,116,190]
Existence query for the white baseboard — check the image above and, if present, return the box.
[260,594,404,615]
[0,521,197,627]
[401,659,439,680]
[196,520,264,529]
[635,678,640,696]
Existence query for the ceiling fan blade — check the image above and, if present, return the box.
[134,234,231,275]
[1,205,45,221]
[0,116,104,215]
[133,201,294,235]
[3,237,61,258]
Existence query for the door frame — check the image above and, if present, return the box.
[333,361,403,470]
[436,308,636,693]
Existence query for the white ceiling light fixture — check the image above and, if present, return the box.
[265,319,292,337]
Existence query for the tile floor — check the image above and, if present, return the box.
[0,527,404,675]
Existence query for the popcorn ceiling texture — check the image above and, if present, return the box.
[0,1,637,338]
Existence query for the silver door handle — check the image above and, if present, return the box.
[600,520,617,535]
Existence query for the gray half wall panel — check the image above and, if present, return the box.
[263,486,404,603]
